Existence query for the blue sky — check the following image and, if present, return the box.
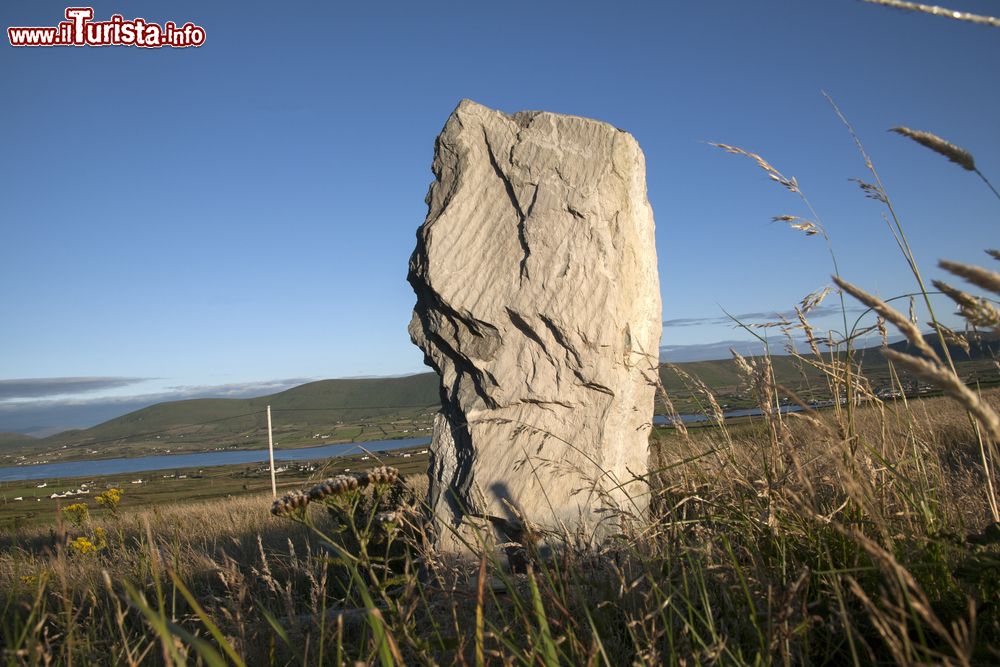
[2,0,998,431]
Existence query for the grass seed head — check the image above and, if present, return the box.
[799,286,832,314]
[833,276,940,363]
[848,177,888,204]
[772,215,821,236]
[933,279,1000,332]
[796,307,822,358]
[934,323,971,355]
[890,126,975,171]
[882,348,1000,443]
[711,143,800,193]
[939,259,1000,296]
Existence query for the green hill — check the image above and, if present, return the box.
[85,373,441,441]
[661,332,999,410]
[3,333,996,463]
[0,432,34,446]
[4,375,442,463]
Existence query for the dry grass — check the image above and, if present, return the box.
[4,386,998,665]
[863,0,1000,30]
[890,127,976,172]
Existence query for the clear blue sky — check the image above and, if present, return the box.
[1,1,998,429]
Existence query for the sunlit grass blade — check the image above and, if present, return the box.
[168,567,246,667]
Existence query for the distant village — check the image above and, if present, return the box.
[3,447,431,507]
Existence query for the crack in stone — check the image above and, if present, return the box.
[538,313,583,368]
[506,307,554,364]
[482,127,531,281]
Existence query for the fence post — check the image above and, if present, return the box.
[267,405,276,498]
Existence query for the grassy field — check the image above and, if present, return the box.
[0,388,972,532]
[3,289,997,662]
[2,386,998,665]
[0,445,432,530]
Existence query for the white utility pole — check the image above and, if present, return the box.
[267,405,277,498]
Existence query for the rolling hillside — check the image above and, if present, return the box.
[661,332,999,406]
[2,334,996,463]
[86,373,442,441]
[0,375,442,463]
[0,433,33,447]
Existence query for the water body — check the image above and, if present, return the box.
[654,404,809,425]
[1,405,819,482]
[0,437,432,482]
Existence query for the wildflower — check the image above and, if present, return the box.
[306,467,400,502]
[308,475,360,501]
[62,503,89,528]
[270,491,309,517]
[95,488,123,514]
[271,467,400,517]
[362,466,399,487]
[375,510,400,526]
[69,536,96,556]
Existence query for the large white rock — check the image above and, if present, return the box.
[408,100,661,551]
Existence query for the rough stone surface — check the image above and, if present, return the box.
[408,100,661,550]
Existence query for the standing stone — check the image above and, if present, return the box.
[408,100,661,551]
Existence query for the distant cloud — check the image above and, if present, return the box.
[0,378,313,436]
[664,304,859,328]
[0,377,146,401]
[4,378,314,409]
[661,330,904,363]
[660,339,776,363]
[160,379,314,400]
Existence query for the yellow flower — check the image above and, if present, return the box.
[93,526,108,550]
[62,503,90,528]
[95,488,123,513]
[69,536,96,556]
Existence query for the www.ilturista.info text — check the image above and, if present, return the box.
[8,7,205,48]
